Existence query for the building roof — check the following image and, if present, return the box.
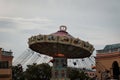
[2,51,13,56]
[104,43,120,50]
[96,43,120,53]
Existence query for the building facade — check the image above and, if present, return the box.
[96,43,120,80]
[0,48,13,80]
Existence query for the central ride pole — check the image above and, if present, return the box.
[51,54,70,80]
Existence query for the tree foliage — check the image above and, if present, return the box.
[67,67,91,80]
[12,63,92,80]
[25,63,51,80]
[12,64,25,80]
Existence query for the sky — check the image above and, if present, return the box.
[0,0,120,58]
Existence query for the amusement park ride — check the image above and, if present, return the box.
[28,25,94,80]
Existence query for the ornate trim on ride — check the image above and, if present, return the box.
[46,35,58,43]
[28,34,94,53]
[60,25,67,31]
[58,36,71,44]
[71,38,83,47]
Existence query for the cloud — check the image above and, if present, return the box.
[0,0,120,58]
[0,17,53,33]
[0,16,54,57]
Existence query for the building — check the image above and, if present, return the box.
[96,43,120,80]
[0,48,13,80]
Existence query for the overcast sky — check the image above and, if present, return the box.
[0,0,120,58]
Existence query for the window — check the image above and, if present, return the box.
[0,61,9,69]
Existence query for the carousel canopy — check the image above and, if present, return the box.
[28,25,94,58]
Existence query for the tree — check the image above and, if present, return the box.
[12,63,91,80]
[25,63,51,80]
[79,71,90,80]
[67,67,91,80]
[12,64,25,80]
